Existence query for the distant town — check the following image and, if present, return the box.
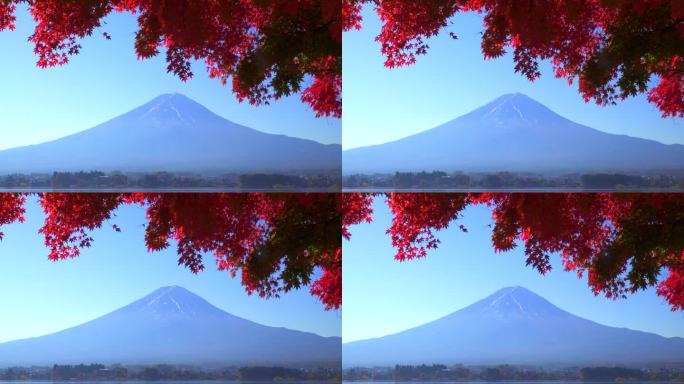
[0,171,341,191]
[0,364,341,381]
[343,364,684,382]
[343,171,684,190]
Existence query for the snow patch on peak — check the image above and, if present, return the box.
[142,286,190,306]
[168,296,185,314]
[151,285,186,295]
[509,293,526,314]
[482,96,532,123]
[477,286,548,318]
[136,93,203,124]
[142,99,193,124]
[511,104,526,121]
[130,286,203,318]
[468,285,573,320]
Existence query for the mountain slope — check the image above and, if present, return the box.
[343,94,684,173]
[342,286,684,366]
[0,94,340,174]
[0,286,340,366]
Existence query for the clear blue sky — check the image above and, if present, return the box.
[0,4,340,151]
[343,197,684,343]
[342,5,683,150]
[0,195,340,343]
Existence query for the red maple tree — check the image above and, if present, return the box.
[0,193,25,241]
[343,193,684,311]
[0,0,341,118]
[344,0,684,118]
[4,192,682,311]
[0,193,341,310]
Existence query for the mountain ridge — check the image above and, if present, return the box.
[0,286,340,367]
[342,286,684,367]
[0,94,341,174]
[343,94,684,174]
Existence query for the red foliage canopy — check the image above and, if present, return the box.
[0,0,341,118]
[344,0,684,118]
[343,193,684,311]
[0,193,25,241]
[0,193,341,310]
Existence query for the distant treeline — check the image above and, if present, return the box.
[344,363,684,382]
[0,171,341,190]
[343,171,684,190]
[0,363,341,381]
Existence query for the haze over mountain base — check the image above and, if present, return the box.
[342,170,684,191]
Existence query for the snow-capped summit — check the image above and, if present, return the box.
[466,286,567,319]
[136,94,205,125]
[119,286,227,319]
[476,93,556,125]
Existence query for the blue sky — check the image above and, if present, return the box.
[342,5,683,150]
[0,195,340,343]
[343,197,684,343]
[0,4,340,151]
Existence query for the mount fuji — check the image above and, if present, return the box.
[342,286,684,367]
[0,286,340,367]
[343,93,684,174]
[0,94,340,174]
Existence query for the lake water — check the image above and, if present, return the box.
[344,382,666,384]
[343,187,684,192]
[0,187,337,193]
[0,381,322,384]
